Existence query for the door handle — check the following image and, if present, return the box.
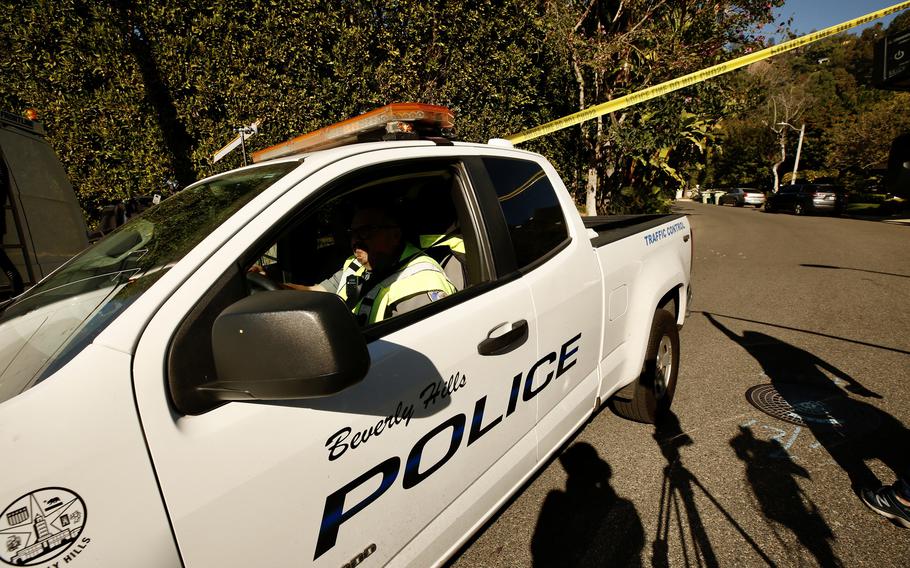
[478,320,529,356]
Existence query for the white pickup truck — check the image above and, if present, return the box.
[0,105,691,567]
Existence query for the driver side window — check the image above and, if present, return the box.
[248,160,486,325]
[167,158,489,414]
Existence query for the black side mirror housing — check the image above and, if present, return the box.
[199,291,369,401]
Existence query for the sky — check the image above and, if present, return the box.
[775,0,903,35]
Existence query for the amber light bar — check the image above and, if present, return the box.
[251,103,455,163]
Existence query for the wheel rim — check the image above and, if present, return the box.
[795,204,803,215]
[655,335,673,398]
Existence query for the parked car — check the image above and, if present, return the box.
[718,187,765,207]
[765,183,846,215]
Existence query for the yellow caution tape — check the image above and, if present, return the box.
[507,1,910,144]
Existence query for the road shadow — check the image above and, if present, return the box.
[730,425,840,567]
[800,263,910,280]
[691,310,910,356]
[706,313,910,493]
[531,442,644,567]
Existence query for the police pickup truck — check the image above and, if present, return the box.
[0,104,691,567]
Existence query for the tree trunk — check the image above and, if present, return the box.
[587,114,604,216]
[772,132,787,193]
[585,167,598,216]
[573,56,599,215]
[113,0,197,188]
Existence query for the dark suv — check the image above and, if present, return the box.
[765,184,846,215]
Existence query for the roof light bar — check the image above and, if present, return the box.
[252,103,454,163]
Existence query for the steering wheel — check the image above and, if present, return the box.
[246,270,280,292]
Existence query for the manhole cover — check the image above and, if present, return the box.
[746,383,881,435]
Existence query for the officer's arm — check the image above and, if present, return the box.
[318,267,345,294]
[282,282,329,292]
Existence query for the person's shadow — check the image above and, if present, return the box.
[531,442,644,567]
[706,312,909,493]
[730,425,840,567]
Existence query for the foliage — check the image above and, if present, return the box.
[825,93,910,172]
[0,0,570,224]
[781,169,838,183]
[707,18,910,194]
[710,117,777,189]
[0,0,906,223]
[545,0,784,214]
[0,2,175,219]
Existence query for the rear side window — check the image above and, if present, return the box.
[482,157,568,268]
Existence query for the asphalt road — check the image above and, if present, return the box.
[452,201,910,567]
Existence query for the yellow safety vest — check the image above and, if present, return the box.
[419,234,466,254]
[339,243,456,324]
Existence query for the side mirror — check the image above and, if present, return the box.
[198,291,369,401]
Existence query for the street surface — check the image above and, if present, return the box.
[452,201,910,567]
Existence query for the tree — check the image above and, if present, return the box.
[709,117,777,189]
[889,10,910,34]
[544,0,783,214]
[825,92,910,187]
[0,0,571,224]
[742,57,813,193]
[0,2,177,217]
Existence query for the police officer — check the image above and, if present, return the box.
[283,203,455,324]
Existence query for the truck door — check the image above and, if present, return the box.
[132,149,541,567]
[467,156,603,457]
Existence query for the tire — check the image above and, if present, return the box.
[609,309,680,423]
[764,202,774,213]
[794,203,804,215]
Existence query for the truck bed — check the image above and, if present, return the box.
[584,213,686,248]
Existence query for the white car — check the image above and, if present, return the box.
[0,104,692,567]
[718,187,766,207]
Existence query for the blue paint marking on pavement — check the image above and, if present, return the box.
[740,419,820,461]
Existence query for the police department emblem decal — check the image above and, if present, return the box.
[0,488,87,566]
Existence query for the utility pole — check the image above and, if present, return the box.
[791,123,806,185]
[777,122,806,186]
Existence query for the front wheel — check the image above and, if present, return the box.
[794,203,804,215]
[609,309,680,423]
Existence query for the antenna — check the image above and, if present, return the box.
[212,120,261,165]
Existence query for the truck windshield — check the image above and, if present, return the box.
[0,161,300,404]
